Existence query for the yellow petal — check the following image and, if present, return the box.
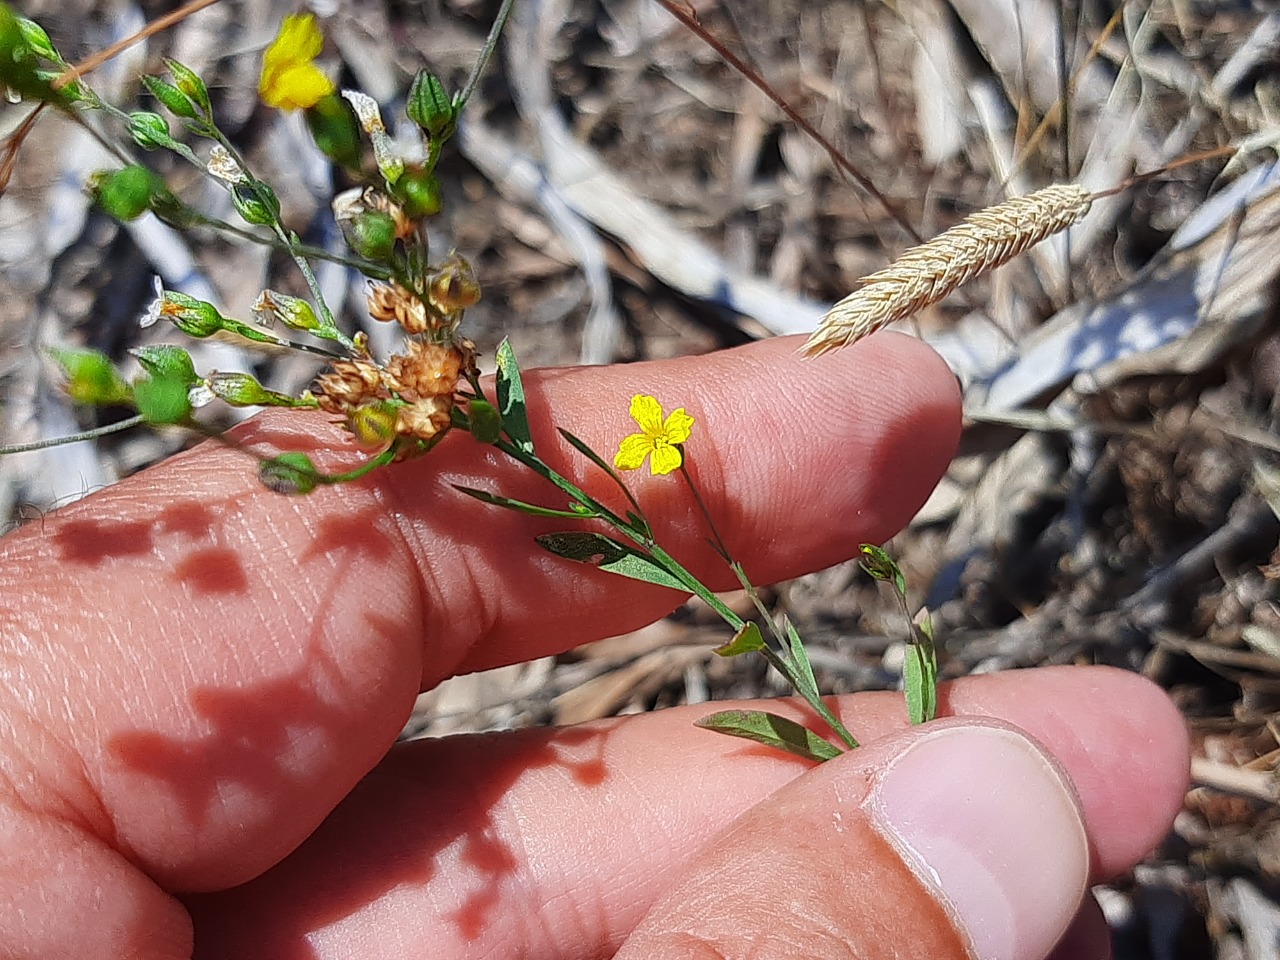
[614,434,654,471]
[648,442,683,476]
[276,14,325,62]
[628,394,665,437]
[260,14,329,109]
[263,61,334,110]
[662,407,694,444]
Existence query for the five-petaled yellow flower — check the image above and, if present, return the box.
[614,395,695,476]
[259,14,335,111]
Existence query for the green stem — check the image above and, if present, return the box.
[0,414,145,454]
[201,126,357,356]
[455,0,516,112]
[493,437,746,630]
[317,447,398,484]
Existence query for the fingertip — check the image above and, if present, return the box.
[945,665,1190,879]
[616,720,1088,960]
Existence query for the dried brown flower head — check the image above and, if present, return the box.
[385,340,464,400]
[366,282,431,335]
[312,359,385,413]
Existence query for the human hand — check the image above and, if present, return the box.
[0,334,1187,959]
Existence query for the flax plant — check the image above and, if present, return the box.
[0,3,943,759]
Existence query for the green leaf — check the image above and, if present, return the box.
[781,617,821,703]
[558,427,646,525]
[713,621,766,657]
[903,640,937,725]
[535,531,688,592]
[453,485,592,520]
[694,710,842,763]
[495,339,533,453]
[904,607,938,724]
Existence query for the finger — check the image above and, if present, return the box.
[185,666,1187,960]
[0,335,959,942]
[614,720,1086,960]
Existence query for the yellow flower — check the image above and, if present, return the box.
[259,14,335,111]
[614,395,695,476]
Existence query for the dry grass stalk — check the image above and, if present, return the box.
[804,183,1094,356]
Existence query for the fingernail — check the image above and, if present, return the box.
[870,724,1089,960]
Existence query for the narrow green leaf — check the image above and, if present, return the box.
[559,427,646,522]
[904,608,939,724]
[695,710,842,762]
[536,531,687,592]
[453,485,593,520]
[713,621,766,657]
[495,339,533,453]
[558,428,622,482]
[781,617,821,702]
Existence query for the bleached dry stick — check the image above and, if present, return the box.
[804,183,1094,356]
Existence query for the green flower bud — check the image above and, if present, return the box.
[128,111,172,151]
[260,452,319,495]
[164,58,210,114]
[392,167,441,218]
[252,290,321,332]
[0,8,62,103]
[347,210,397,259]
[406,71,456,140]
[305,93,362,171]
[429,253,481,312]
[132,373,192,424]
[467,398,501,444]
[158,292,225,337]
[141,74,197,119]
[206,371,310,408]
[49,347,131,406]
[348,401,399,453]
[230,183,281,226]
[15,15,57,60]
[129,344,197,385]
[90,165,164,222]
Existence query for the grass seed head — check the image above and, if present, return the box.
[804,183,1093,357]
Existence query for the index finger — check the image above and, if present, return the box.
[0,333,959,897]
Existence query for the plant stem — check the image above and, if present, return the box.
[0,415,145,454]
[455,0,516,112]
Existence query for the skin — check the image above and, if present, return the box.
[0,334,1188,958]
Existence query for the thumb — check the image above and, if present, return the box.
[615,720,1090,960]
